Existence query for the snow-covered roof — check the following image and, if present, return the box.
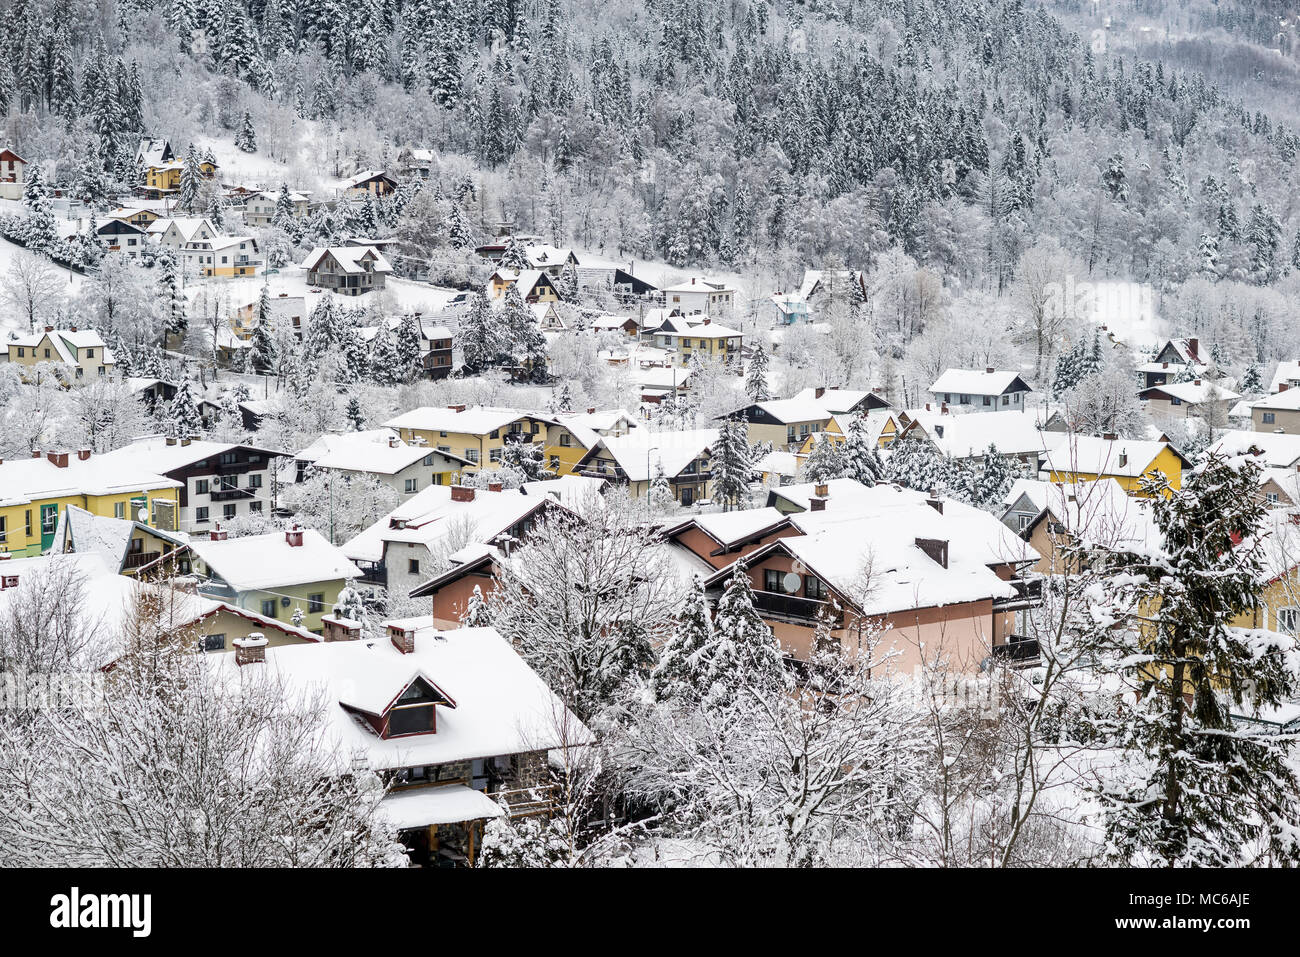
[788,387,888,414]
[342,478,587,564]
[766,477,893,513]
[302,245,393,274]
[668,507,790,549]
[725,398,832,424]
[5,327,113,365]
[383,405,536,436]
[187,528,361,592]
[711,484,1030,617]
[1042,435,1184,479]
[1252,388,1300,412]
[341,169,395,189]
[1028,478,1160,555]
[905,409,1051,459]
[1269,361,1300,394]
[0,452,180,508]
[98,438,282,476]
[929,368,1032,397]
[53,504,186,571]
[297,430,471,474]
[209,623,592,772]
[1209,431,1300,469]
[379,784,505,829]
[585,429,719,482]
[1139,380,1240,404]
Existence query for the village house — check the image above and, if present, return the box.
[652,316,743,367]
[420,321,454,379]
[233,292,307,340]
[294,430,472,496]
[54,504,188,575]
[1250,387,1300,434]
[660,277,736,316]
[1042,434,1190,496]
[243,188,311,227]
[928,368,1034,411]
[94,218,148,257]
[396,147,437,179]
[1137,379,1239,422]
[770,292,812,325]
[96,437,287,533]
[135,138,217,197]
[1137,337,1215,389]
[1230,514,1300,639]
[383,406,550,471]
[685,481,1041,673]
[487,267,562,304]
[209,620,591,866]
[303,245,393,295]
[793,410,901,457]
[341,169,398,197]
[344,477,595,602]
[788,386,892,416]
[797,268,868,314]
[719,398,835,451]
[0,146,27,200]
[183,234,262,277]
[0,551,321,655]
[1015,477,1157,577]
[105,207,162,230]
[137,526,361,635]
[1268,361,1300,395]
[573,428,718,504]
[3,326,115,380]
[0,449,181,557]
[535,408,639,475]
[901,408,1052,474]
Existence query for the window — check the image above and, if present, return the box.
[114,502,125,519]
[408,559,420,575]
[489,448,503,463]
[308,593,324,613]
[1001,395,1010,406]
[1279,608,1300,633]
[261,599,277,618]
[559,433,572,447]
[196,506,209,523]
[248,473,262,488]
[466,449,479,463]
[195,479,209,495]
[804,575,827,600]
[1267,492,1280,504]
[1264,412,1276,424]
[983,396,992,407]
[404,478,418,493]
[1018,514,1031,531]
[202,634,226,652]
[0,516,5,543]
[423,454,434,466]
[86,348,94,358]
[1170,397,1182,406]
[764,569,783,592]
[219,452,237,465]
[250,501,262,513]
[223,504,236,520]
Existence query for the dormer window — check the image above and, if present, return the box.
[384,676,454,737]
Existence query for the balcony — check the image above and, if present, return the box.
[751,589,838,624]
[356,560,387,586]
[209,488,247,502]
[123,551,160,570]
[991,635,1041,666]
[992,577,1043,614]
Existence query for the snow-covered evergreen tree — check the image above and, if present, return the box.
[745,343,770,401]
[711,417,754,511]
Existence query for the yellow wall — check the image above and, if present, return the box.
[0,488,177,558]
[394,417,546,471]
[6,334,113,380]
[542,425,592,476]
[1047,446,1183,498]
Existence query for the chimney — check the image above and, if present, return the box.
[814,482,829,497]
[940,402,948,414]
[44,325,53,333]
[815,386,825,399]
[1193,379,1201,386]
[447,404,466,413]
[46,450,68,469]
[322,615,362,641]
[0,573,18,589]
[388,435,399,448]
[76,448,91,461]
[450,485,476,503]
[279,292,288,298]
[986,367,994,374]
[69,325,77,333]
[1282,384,1290,393]
[702,318,710,325]
[210,524,228,542]
[1189,338,1199,359]
[166,436,177,446]
[809,497,826,512]
[233,633,267,666]
[1102,432,1118,441]
[915,537,949,568]
[30,449,40,458]
[389,623,416,655]
[925,403,931,412]
[926,489,944,514]
[587,407,596,415]
[488,481,503,492]
[285,526,304,547]
[1162,362,1169,369]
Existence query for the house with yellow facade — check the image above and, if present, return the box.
[487,268,562,304]
[383,406,550,471]
[136,138,217,198]
[535,408,639,475]
[135,526,361,636]
[1042,435,1190,496]
[3,326,116,381]
[0,449,181,557]
[573,428,718,504]
[651,315,743,368]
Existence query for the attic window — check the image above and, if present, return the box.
[385,677,451,737]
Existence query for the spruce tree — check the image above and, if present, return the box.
[397,314,423,382]
[711,417,754,511]
[346,394,366,431]
[801,432,845,483]
[711,564,788,701]
[652,575,715,701]
[840,415,884,486]
[1084,453,1300,866]
[461,584,494,627]
[236,111,257,153]
[745,343,770,401]
[168,379,204,438]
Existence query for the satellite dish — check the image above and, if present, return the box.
[782,572,802,594]
[137,508,149,522]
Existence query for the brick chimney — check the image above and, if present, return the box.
[69,325,77,333]
[0,572,18,590]
[322,615,362,641]
[815,386,826,399]
[940,402,948,414]
[488,481,503,492]
[1189,338,1199,360]
[165,436,177,446]
[44,325,53,333]
[77,448,91,461]
[388,435,399,448]
[30,449,40,458]
[985,366,994,374]
[1162,362,1169,369]
[586,407,596,415]
[389,623,416,654]
[46,450,68,469]
[809,497,826,512]
[285,526,304,547]
[1102,432,1118,441]
[1193,379,1201,386]
[814,483,829,498]
[210,524,228,542]
[450,485,475,503]
[233,633,267,666]
[926,489,944,514]
[447,404,466,413]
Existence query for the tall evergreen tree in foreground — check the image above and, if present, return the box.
[1083,452,1300,866]
[711,417,754,511]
